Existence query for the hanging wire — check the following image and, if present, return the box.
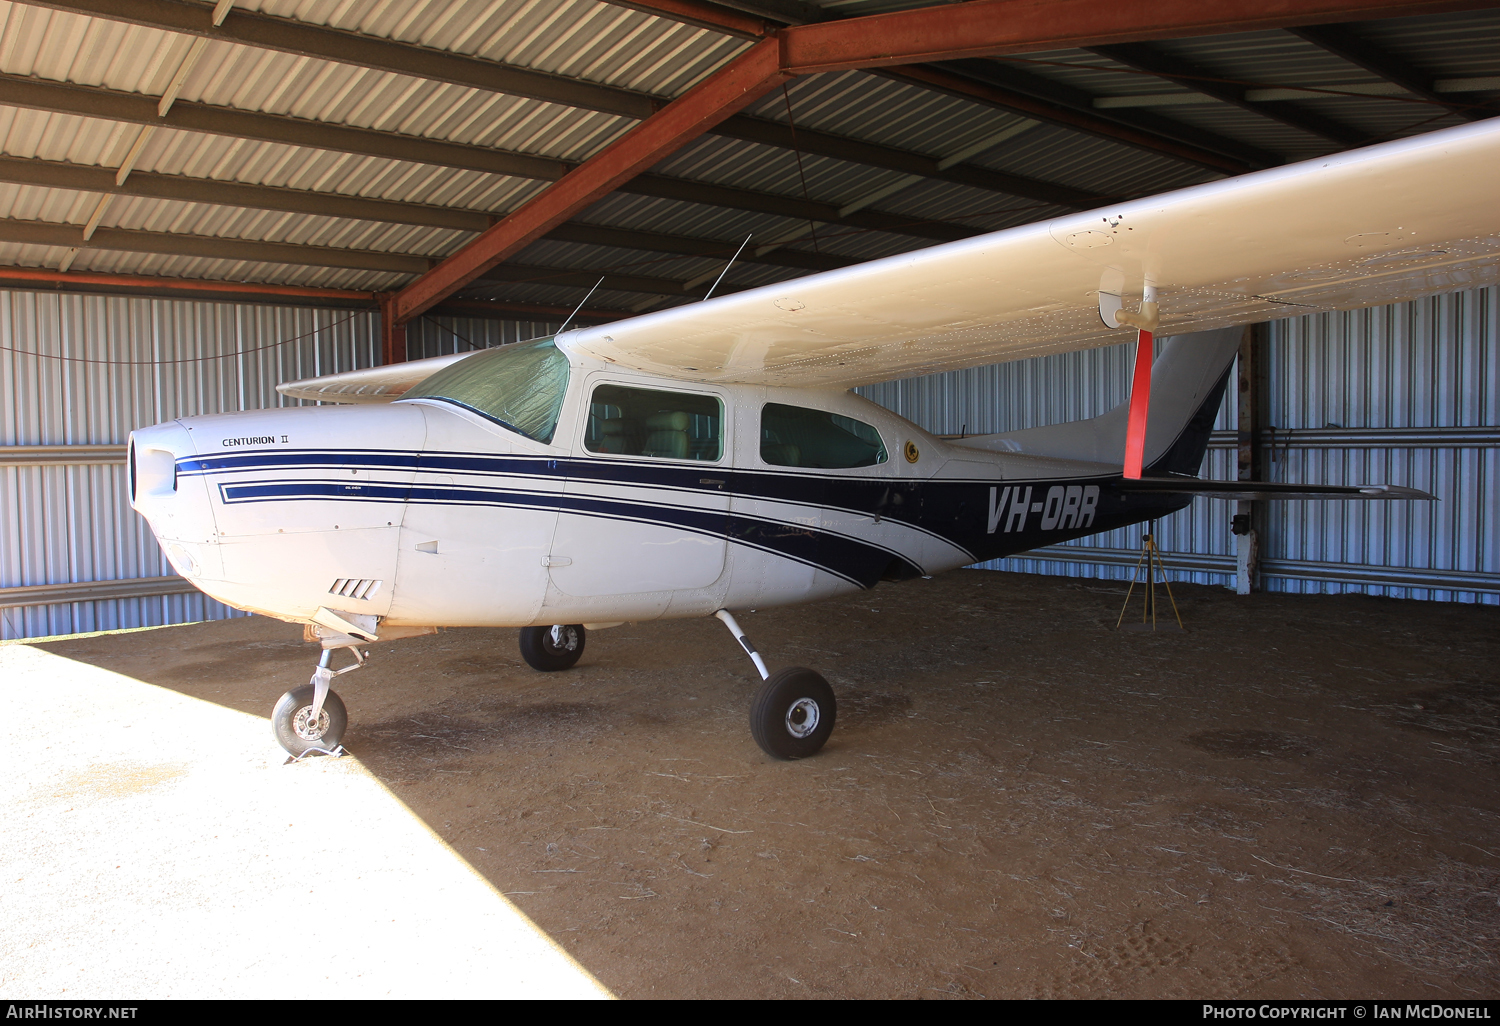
[0,310,364,366]
[418,314,482,353]
[782,83,822,254]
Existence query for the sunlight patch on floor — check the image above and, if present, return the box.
[0,643,611,999]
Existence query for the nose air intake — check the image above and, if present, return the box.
[128,438,180,507]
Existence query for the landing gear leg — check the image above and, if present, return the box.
[273,645,362,758]
[715,609,836,760]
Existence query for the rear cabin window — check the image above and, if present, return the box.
[761,403,887,469]
[585,384,722,461]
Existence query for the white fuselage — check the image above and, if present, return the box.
[128,351,1108,633]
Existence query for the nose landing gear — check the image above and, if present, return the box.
[273,645,363,758]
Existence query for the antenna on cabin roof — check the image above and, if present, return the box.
[703,234,752,302]
[555,277,605,337]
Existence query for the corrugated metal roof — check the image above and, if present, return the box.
[0,0,1490,309]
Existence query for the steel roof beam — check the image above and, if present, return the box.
[428,298,629,323]
[886,64,1274,174]
[623,174,983,242]
[0,154,863,273]
[391,38,792,319]
[15,1,1094,211]
[0,73,1015,244]
[712,116,1105,208]
[775,0,1496,73]
[0,264,376,306]
[481,262,745,297]
[0,263,636,318]
[0,217,433,274]
[22,0,661,119]
[596,0,771,37]
[0,217,777,298]
[0,72,569,180]
[543,222,855,272]
[401,0,1489,324]
[610,0,1479,170]
[1288,23,1492,122]
[0,154,497,232]
[1086,43,1370,146]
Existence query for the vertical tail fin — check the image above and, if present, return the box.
[952,326,1242,474]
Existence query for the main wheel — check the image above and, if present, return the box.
[519,624,586,671]
[272,684,348,757]
[750,667,836,760]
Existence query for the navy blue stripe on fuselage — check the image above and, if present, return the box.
[216,476,904,587]
[181,447,963,550]
[184,447,1191,568]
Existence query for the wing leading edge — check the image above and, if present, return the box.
[557,118,1500,389]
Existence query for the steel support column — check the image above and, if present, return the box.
[1234,323,1269,595]
[379,294,407,367]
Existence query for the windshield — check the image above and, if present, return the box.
[401,339,570,443]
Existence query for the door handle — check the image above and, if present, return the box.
[699,478,725,488]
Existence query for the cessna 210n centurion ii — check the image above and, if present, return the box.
[129,118,1497,761]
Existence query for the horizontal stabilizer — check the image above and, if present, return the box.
[276,351,476,404]
[1119,477,1435,501]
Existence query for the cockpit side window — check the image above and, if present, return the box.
[400,339,570,443]
[761,403,887,469]
[585,384,722,461]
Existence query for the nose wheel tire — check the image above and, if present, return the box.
[750,667,836,760]
[272,684,348,757]
[519,624,587,671]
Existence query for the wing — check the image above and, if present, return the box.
[561,119,1500,388]
[276,351,476,404]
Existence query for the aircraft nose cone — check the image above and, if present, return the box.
[130,420,218,580]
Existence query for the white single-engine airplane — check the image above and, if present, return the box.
[130,119,1498,760]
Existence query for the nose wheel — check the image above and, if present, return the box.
[273,644,363,757]
[272,683,348,757]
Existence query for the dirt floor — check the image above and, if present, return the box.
[36,570,1500,999]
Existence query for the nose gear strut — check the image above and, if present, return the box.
[272,642,365,758]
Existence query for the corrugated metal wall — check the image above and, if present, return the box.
[4,285,1493,642]
[860,286,1499,604]
[0,290,557,640]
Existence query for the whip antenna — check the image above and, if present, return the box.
[555,277,605,337]
[703,234,752,302]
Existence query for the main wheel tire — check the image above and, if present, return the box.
[750,667,836,760]
[272,684,348,757]
[519,624,587,671]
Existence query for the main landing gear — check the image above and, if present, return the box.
[272,645,363,758]
[519,624,586,671]
[517,614,837,759]
[715,610,837,760]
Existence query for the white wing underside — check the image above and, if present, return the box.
[570,118,1500,388]
[281,119,1500,400]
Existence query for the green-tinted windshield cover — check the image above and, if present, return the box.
[402,340,570,443]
